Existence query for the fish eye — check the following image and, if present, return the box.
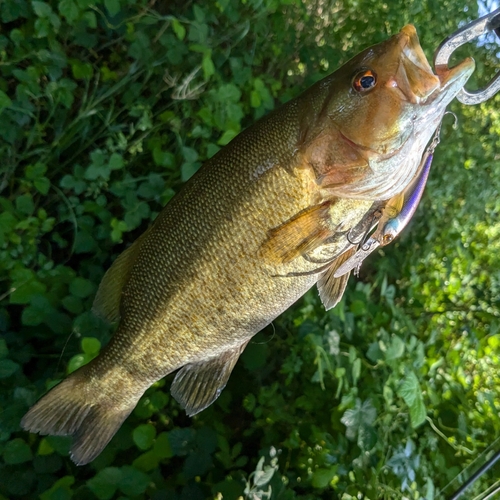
[353,69,377,93]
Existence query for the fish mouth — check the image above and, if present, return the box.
[391,25,475,105]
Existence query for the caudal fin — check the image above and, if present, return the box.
[21,370,134,465]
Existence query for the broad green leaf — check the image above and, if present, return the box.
[109,152,124,170]
[171,18,185,40]
[133,424,157,450]
[202,52,215,80]
[312,467,337,488]
[104,0,120,16]
[81,337,101,355]
[118,466,150,496]
[409,394,427,428]
[87,467,122,500]
[15,194,35,215]
[40,476,75,500]
[398,371,420,407]
[3,438,33,464]
[0,90,12,111]
[69,277,94,298]
[217,129,237,146]
[0,339,8,359]
[58,0,79,23]
[32,1,53,17]
[153,432,173,459]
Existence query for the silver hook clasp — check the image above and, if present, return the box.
[434,7,500,105]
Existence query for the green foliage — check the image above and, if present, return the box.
[1,0,500,498]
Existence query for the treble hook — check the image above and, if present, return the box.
[434,7,500,104]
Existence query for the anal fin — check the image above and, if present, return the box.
[317,246,357,310]
[171,341,249,417]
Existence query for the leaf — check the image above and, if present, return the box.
[58,0,79,23]
[202,52,215,80]
[168,428,195,456]
[340,399,377,440]
[409,395,426,428]
[312,467,337,488]
[171,18,186,40]
[0,90,12,111]
[34,177,51,195]
[87,467,123,500]
[69,277,94,298]
[39,476,75,500]
[109,152,124,170]
[104,0,120,16]
[32,1,53,17]
[81,337,101,356]
[3,438,33,464]
[398,371,427,427]
[385,335,405,361]
[217,129,237,146]
[0,339,7,359]
[398,372,420,407]
[118,466,150,496]
[0,359,19,378]
[133,424,157,450]
[15,194,35,215]
[153,432,173,459]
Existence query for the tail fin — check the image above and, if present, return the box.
[21,370,134,465]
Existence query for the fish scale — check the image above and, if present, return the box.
[21,25,474,465]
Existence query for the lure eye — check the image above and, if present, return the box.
[382,233,394,245]
[353,70,377,93]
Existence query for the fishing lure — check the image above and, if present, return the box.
[334,122,443,279]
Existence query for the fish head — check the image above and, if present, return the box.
[327,24,475,157]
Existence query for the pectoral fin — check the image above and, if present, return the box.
[92,227,151,323]
[317,246,357,310]
[171,341,249,417]
[261,201,336,264]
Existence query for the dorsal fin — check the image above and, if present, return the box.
[92,227,151,323]
[171,341,249,417]
[317,246,357,310]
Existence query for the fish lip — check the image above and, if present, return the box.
[391,26,440,104]
[430,57,476,104]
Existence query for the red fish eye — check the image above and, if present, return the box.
[353,70,377,92]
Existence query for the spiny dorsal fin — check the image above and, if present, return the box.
[317,246,357,310]
[92,227,151,323]
[260,201,335,264]
[171,341,249,417]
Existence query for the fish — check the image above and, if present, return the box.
[333,121,441,279]
[21,25,474,465]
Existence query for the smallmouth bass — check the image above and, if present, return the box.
[22,25,474,465]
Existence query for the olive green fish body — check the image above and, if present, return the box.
[22,25,474,465]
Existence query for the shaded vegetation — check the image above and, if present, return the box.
[1,0,500,498]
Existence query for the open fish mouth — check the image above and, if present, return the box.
[393,25,475,105]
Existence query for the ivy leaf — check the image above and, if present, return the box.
[171,18,185,40]
[0,359,20,378]
[398,371,426,427]
[0,90,12,111]
[87,467,123,500]
[398,372,420,407]
[341,398,377,440]
[133,424,157,450]
[3,438,33,464]
[104,0,120,16]
[58,0,79,23]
